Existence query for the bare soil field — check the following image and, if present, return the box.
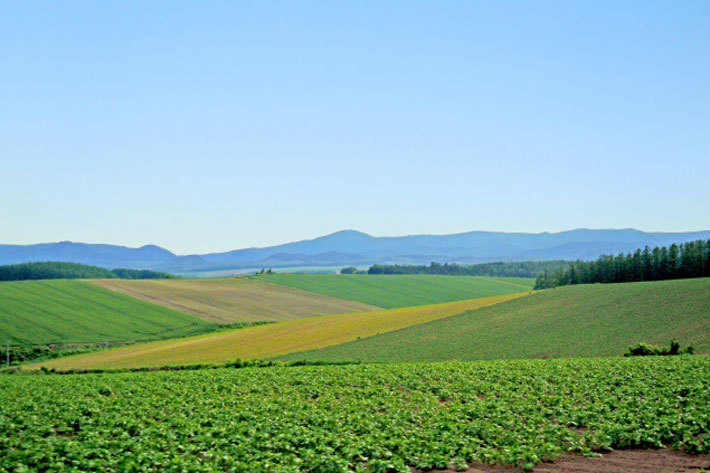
[421,449,710,473]
[91,277,378,323]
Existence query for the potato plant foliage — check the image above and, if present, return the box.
[1,357,708,472]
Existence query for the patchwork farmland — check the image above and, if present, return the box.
[281,277,710,362]
[2,274,537,366]
[3,273,709,472]
[27,292,527,370]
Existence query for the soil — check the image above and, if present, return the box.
[413,449,710,473]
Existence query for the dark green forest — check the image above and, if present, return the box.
[110,268,174,279]
[535,239,710,289]
[0,262,174,281]
[366,260,571,278]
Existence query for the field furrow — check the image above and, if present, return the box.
[0,280,215,345]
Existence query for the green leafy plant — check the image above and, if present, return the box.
[1,356,708,472]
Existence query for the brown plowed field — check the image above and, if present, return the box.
[90,277,379,323]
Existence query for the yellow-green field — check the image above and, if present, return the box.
[28,292,529,370]
[90,277,378,323]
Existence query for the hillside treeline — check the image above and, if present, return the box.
[0,262,174,281]
[535,239,710,289]
[367,261,571,278]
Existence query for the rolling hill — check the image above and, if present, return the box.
[0,241,197,269]
[0,280,215,345]
[254,274,535,308]
[202,229,710,267]
[26,293,528,370]
[280,278,710,363]
[90,277,378,324]
[3,228,709,271]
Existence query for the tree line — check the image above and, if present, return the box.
[364,260,571,278]
[534,239,710,289]
[0,262,175,281]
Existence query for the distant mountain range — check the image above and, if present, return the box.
[2,229,709,273]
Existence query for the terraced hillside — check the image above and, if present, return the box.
[91,277,378,323]
[282,278,710,363]
[254,274,535,308]
[28,293,527,370]
[0,280,215,344]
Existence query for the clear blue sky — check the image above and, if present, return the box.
[1,1,708,254]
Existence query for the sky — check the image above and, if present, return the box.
[1,1,709,254]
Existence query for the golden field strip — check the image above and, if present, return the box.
[29,292,530,370]
[90,277,378,324]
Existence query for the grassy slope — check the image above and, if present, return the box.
[28,293,529,370]
[91,277,378,324]
[0,280,215,344]
[281,278,710,362]
[254,274,535,308]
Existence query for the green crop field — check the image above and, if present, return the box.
[2,356,708,472]
[91,277,377,324]
[254,274,535,308]
[28,293,526,370]
[0,280,215,345]
[282,278,710,363]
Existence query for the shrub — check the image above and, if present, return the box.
[624,339,694,357]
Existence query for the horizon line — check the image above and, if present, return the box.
[3,227,710,257]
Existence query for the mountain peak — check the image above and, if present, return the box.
[137,244,176,256]
[327,229,372,237]
[316,230,374,243]
[139,244,167,251]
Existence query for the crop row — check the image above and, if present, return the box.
[1,356,708,472]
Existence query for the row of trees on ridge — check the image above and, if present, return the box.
[0,262,174,281]
[535,239,710,289]
[365,261,571,278]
